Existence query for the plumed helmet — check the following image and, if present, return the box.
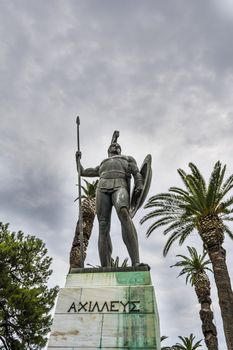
[108,130,121,154]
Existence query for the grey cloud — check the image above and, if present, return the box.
[1,1,233,348]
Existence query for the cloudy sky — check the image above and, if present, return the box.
[1,0,233,348]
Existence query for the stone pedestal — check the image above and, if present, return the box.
[48,266,160,349]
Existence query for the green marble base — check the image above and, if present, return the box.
[48,267,160,349]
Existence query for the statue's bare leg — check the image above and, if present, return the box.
[96,190,113,267]
[118,207,140,266]
[113,189,140,266]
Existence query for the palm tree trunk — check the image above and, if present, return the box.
[208,246,233,350]
[69,220,87,268]
[194,273,218,350]
[199,215,233,350]
[70,197,96,268]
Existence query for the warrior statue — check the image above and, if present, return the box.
[77,130,152,267]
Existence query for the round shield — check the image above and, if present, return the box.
[130,154,152,218]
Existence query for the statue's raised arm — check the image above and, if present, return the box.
[75,152,99,177]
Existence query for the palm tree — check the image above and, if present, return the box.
[175,333,203,350]
[110,256,129,267]
[87,256,129,268]
[161,335,181,350]
[161,345,182,350]
[161,334,202,350]
[141,162,233,349]
[171,247,218,350]
[70,179,98,268]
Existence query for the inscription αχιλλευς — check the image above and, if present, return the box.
[67,300,140,313]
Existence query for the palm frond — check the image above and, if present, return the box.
[81,179,98,199]
[220,215,233,221]
[163,231,185,256]
[177,168,191,192]
[160,335,168,342]
[217,164,226,193]
[169,186,189,197]
[145,193,182,207]
[163,221,190,235]
[171,247,212,286]
[219,182,233,203]
[74,196,79,202]
[206,161,222,211]
[146,216,175,237]
[218,193,233,211]
[185,175,206,211]
[169,187,202,214]
[142,161,233,258]
[221,173,233,192]
[223,224,233,240]
[146,194,187,207]
[169,187,195,205]
[178,224,195,245]
[176,333,202,349]
[189,162,207,194]
[141,209,174,224]
[216,195,233,213]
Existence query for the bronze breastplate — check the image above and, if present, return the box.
[99,156,128,179]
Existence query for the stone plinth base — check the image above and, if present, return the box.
[48,266,160,349]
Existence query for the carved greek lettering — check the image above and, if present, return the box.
[91,301,101,312]
[99,301,110,312]
[129,301,140,312]
[110,301,119,312]
[67,302,77,313]
[119,301,129,312]
[88,301,92,312]
[67,300,141,313]
[78,302,88,312]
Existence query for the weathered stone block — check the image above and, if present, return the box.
[48,267,160,349]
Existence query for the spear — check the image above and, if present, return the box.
[76,116,84,268]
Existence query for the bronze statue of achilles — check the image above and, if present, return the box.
[77,130,151,267]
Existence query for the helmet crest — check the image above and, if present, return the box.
[108,130,121,155]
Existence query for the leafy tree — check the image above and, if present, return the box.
[175,333,203,350]
[141,162,233,349]
[0,223,58,349]
[171,247,218,350]
[70,179,98,268]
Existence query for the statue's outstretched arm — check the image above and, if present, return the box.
[81,165,99,177]
[76,152,99,177]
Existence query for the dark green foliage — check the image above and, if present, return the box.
[141,162,233,348]
[171,248,218,350]
[87,256,129,268]
[161,334,203,350]
[0,223,59,349]
[161,335,180,349]
[141,161,233,255]
[81,179,98,199]
[110,256,129,268]
[74,179,98,202]
[171,247,212,286]
[175,333,203,349]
